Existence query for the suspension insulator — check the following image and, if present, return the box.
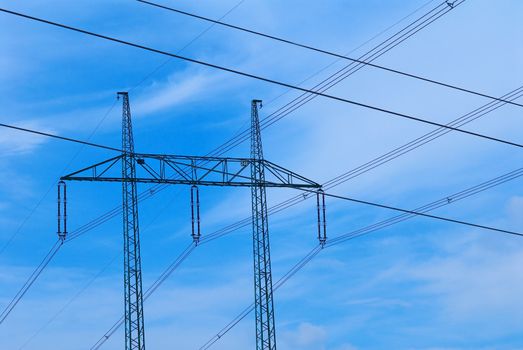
[57,181,67,242]
[316,189,327,247]
[190,185,201,244]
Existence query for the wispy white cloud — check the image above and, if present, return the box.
[133,69,220,117]
[0,120,55,157]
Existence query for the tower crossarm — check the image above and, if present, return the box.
[61,153,320,189]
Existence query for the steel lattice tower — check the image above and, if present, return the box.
[119,91,146,350]
[250,99,277,350]
[62,96,322,349]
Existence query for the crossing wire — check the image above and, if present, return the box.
[192,0,464,158]
[196,0,470,161]
[93,165,523,349]
[15,82,519,345]
[64,83,523,244]
[0,0,501,338]
[1,0,247,331]
[199,167,523,349]
[7,0,461,246]
[138,0,522,110]
[1,7,522,149]
[0,0,474,249]
[199,85,523,245]
[0,122,121,152]
[65,0,468,243]
[70,84,523,346]
[0,0,466,165]
[0,99,119,257]
[0,240,62,325]
[52,4,516,344]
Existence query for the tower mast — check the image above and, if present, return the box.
[119,91,146,350]
[250,99,277,350]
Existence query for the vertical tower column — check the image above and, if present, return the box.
[250,99,277,350]
[118,92,146,350]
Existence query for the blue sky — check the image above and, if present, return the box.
[1,0,522,349]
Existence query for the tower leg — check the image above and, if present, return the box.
[250,99,277,350]
[119,92,146,350]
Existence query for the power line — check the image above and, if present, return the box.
[1,0,472,253]
[199,168,523,348]
[0,122,121,152]
[137,0,522,110]
[83,82,522,350]
[4,76,517,337]
[320,191,523,237]
[1,8,522,149]
[128,0,246,93]
[18,254,119,350]
[0,0,474,340]
[90,242,196,350]
[66,0,461,244]
[1,0,504,340]
[200,86,523,245]
[95,165,523,349]
[0,240,62,325]
[0,99,119,257]
[26,83,520,345]
[200,0,469,158]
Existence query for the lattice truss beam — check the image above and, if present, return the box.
[61,153,320,189]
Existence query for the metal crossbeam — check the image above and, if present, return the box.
[61,154,320,189]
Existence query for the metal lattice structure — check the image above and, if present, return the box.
[61,94,323,349]
[250,99,277,350]
[60,155,319,188]
[119,92,146,350]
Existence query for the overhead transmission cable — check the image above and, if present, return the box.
[0,1,496,338]
[129,0,246,93]
[29,0,466,245]
[65,0,468,243]
[0,122,121,152]
[88,85,523,347]
[196,0,466,157]
[0,240,62,325]
[1,7,521,149]
[0,0,248,334]
[199,167,523,349]
[28,3,512,344]
[94,164,523,349]
[260,0,440,108]
[0,99,119,257]
[22,83,520,346]
[0,0,472,248]
[138,0,522,110]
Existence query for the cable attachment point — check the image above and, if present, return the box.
[57,180,67,242]
[190,185,201,245]
[316,189,327,247]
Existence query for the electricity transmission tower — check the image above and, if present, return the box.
[60,94,326,349]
